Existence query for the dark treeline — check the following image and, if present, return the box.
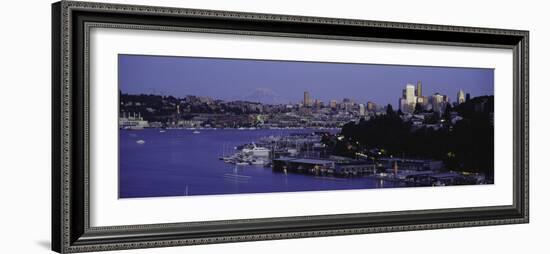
[332,96,494,174]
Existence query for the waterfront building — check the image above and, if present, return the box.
[380,158,443,172]
[273,157,335,175]
[176,119,203,128]
[457,89,466,104]
[334,161,377,175]
[148,121,163,128]
[272,157,376,176]
[119,112,149,129]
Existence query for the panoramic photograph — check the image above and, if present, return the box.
[118,54,494,198]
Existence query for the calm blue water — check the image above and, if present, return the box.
[119,129,396,198]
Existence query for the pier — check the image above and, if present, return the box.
[273,157,376,177]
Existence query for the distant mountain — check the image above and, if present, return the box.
[239,88,287,105]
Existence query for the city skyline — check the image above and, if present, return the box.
[120,85,474,113]
[119,54,494,108]
[118,54,495,198]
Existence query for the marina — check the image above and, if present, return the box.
[215,129,484,186]
[218,131,332,166]
[116,54,494,199]
[119,127,487,198]
[119,128,398,198]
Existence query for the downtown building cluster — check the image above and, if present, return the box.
[398,81,468,115]
[119,81,481,130]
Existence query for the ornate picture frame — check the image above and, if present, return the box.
[52,1,529,253]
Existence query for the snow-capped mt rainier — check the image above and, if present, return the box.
[240,88,287,105]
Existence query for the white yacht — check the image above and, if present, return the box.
[241,143,270,157]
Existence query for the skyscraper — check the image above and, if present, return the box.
[314,99,323,109]
[399,98,408,113]
[416,81,423,97]
[414,81,428,109]
[359,103,365,116]
[399,83,417,113]
[303,91,311,107]
[431,93,444,114]
[405,84,416,105]
[367,101,377,112]
[457,89,465,104]
[329,100,338,109]
[342,98,353,111]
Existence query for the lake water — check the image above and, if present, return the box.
[119,128,398,198]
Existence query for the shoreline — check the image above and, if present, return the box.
[121,127,343,131]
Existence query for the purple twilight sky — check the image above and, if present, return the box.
[118,54,494,107]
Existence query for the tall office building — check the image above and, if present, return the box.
[431,93,444,114]
[416,81,423,97]
[415,81,427,109]
[399,98,408,113]
[399,83,417,113]
[314,99,323,108]
[342,98,353,111]
[457,89,466,104]
[366,101,377,112]
[303,91,311,107]
[329,100,338,109]
[405,84,416,105]
[359,104,365,116]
